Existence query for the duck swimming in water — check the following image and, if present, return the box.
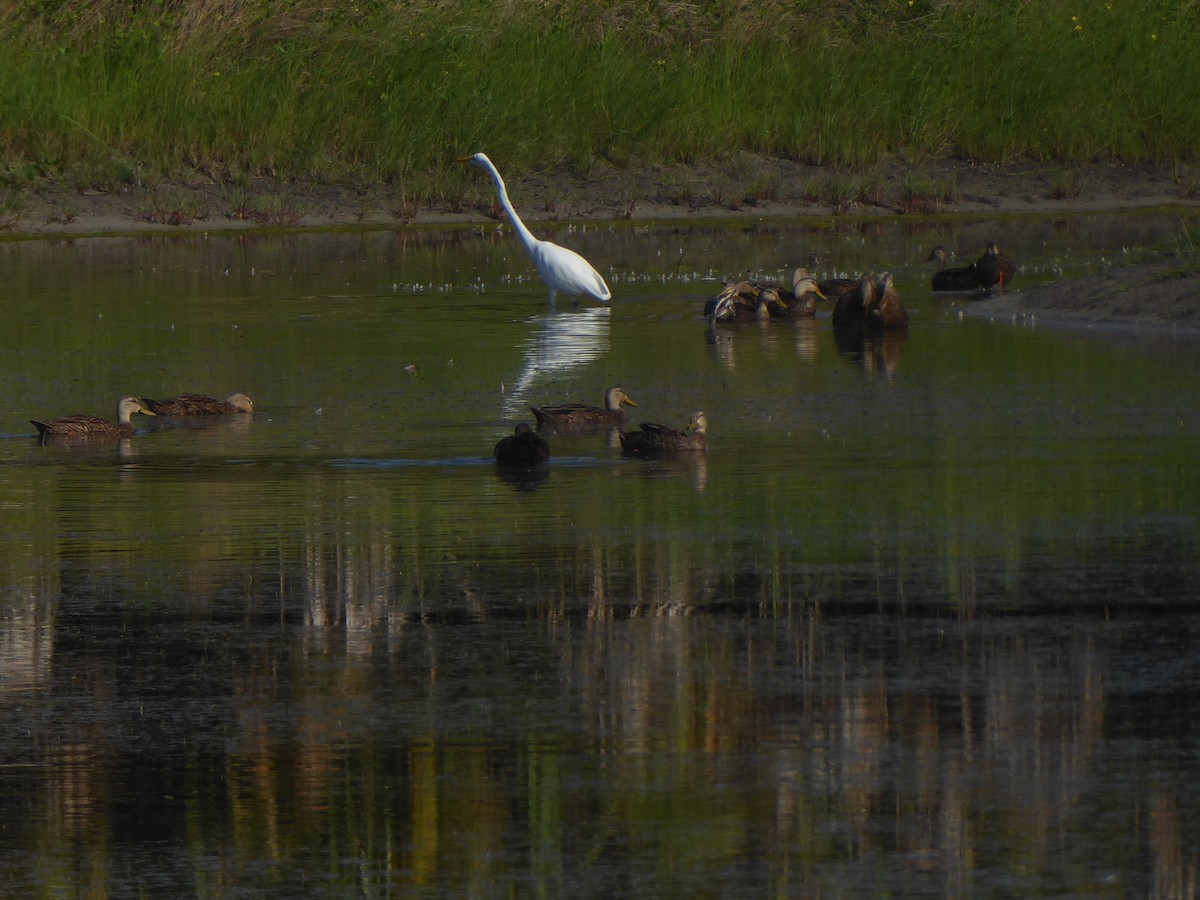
[140,392,254,415]
[31,396,156,442]
[531,386,638,428]
[619,411,708,455]
[494,422,550,466]
[926,246,982,290]
[867,272,908,331]
[708,268,828,321]
[831,274,876,328]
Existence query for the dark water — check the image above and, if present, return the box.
[0,213,1198,897]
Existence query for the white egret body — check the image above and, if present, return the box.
[464,152,611,306]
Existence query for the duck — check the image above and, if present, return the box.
[867,272,908,331]
[139,392,254,416]
[531,386,638,428]
[706,279,768,321]
[710,287,783,323]
[769,269,828,318]
[31,396,156,442]
[708,268,828,321]
[926,246,982,290]
[831,274,876,328]
[494,422,550,465]
[975,241,1016,290]
[619,411,708,455]
[813,274,862,307]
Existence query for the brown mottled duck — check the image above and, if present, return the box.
[831,274,876,328]
[31,396,156,442]
[531,386,638,429]
[926,246,982,291]
[706,280,770,321]
[708,268,827,321]
[619,411,708,455]
[814,274,862,307]
[867,272,908,331]
[769,269,828,318]
[975,241,1016,290]
[494,422,550,466]
[140,392,254,416]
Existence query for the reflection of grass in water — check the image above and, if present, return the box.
[1176,221,1200,274]
[0,1,1197,199]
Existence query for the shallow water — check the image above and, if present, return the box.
[0,213,1198,897]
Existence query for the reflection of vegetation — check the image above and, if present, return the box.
[4,578,1195,895]
[2,225,1199,894]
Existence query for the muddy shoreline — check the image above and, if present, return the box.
[960,259,1200,334]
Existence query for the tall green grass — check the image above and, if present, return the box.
[1,0,1197,194]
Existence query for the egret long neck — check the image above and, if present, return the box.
[484,164,539,255]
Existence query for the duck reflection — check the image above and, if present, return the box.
[793,318,819,362]
[493,463,550,492]
[143,412,255,434]
[705,321,737,371]
[834,327,907,380]
[707,313,821,371]
[626,451,708,492]
[502,306,611,419]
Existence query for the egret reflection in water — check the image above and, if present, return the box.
[501,306,611,419]
[2,218,1200,898]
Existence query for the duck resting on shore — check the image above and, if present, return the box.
[975,241,1016,290]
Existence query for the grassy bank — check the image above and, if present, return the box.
[1,0,1198,206]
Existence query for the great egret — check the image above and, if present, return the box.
[619,411,708,455]
[462,152,612,306]
[139,392,254,415]
[31,396,156,441]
